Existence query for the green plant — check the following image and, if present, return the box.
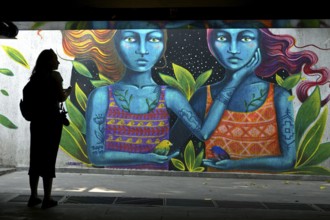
[0,45,27,129]
[276,73,330,174]
[284,86,330,175]
[276,73,330,175]
[159,63,212,100]
[58,59,114,165]
[276,72,304,101]
[171,140,205,172]
[244,88,267,112]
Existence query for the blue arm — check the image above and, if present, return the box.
[85,86,108,165]
[169,49,262,152]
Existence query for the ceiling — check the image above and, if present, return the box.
[2,0,328,21]
[76,0,248,8]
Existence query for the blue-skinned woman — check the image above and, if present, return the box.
[170,26,330,172]
[83,26,242,170]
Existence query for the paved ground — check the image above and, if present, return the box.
[0,167,330,219]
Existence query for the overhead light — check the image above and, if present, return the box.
[0,21,18,39]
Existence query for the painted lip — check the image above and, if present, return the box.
[136,59,148,65]
[227,57,242,64]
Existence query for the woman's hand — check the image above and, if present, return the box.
[203,159,233,170]
[143,151,179,164]
[232,48,261,83]
[66,86,72,94]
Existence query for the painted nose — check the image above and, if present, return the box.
[227,41,240,54]
[135,41,149,57]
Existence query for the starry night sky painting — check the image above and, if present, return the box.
[153,29,225,86]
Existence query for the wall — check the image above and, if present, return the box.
[1,20,330,175]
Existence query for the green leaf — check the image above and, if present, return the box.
[288,95,295,101]
[75,83,88,112]
[64,22,89,30]
[75,21,89,29]
[60,122,90,164]
[113,91,121,96]
[192,167,205,172]
[159,73,185,95]
[282,73,301,90]
[303,142,330,166]
[295,86,321,148]
[172,63,195,100]
[65,98,86,134]
[284,166,330,175]
[90,80,111,88]
[1,46,30,69]
[296,106,328,167]
[99,73,114,84]
[31,22,46,29]
[72,60,93,78]
[65,21,78,29]
[0,114,18,129]
[0,68,14,76]
[1,90,9,96]
[171,158,186,171]
[90,73,114,88]
[122,105,129,111]
[195,69,212,91]
[275,74,284,86]
[194,149,204,168]
[298,20,323,28]
[184,140,196,172]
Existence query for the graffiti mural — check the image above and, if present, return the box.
[1,20,330,175]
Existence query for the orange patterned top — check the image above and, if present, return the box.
[204,84,281,163]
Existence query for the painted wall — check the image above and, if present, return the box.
[1,20,330,175]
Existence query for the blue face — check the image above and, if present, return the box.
[210,29,259,71]
[114,29,165,72]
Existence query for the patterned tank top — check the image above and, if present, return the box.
[204,84,280,169]
[105,85,170,170]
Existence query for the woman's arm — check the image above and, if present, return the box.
[85,86,109,165]
[168,49,261,143]
[51,71,72,102]
[203,85,296,171]
[169,87,207,152]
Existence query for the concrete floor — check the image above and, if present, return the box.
[0,168,330,219]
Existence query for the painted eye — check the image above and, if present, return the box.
[241,37,252,42]
[216,36,227,41]
[149,37,160,43]
[124,37,136,42]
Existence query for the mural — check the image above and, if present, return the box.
[1,20,330,175]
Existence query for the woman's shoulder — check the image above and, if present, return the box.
[163,85,185,98]
[51,71,63,82]
[273,83,291,99]
[88,85,109,100]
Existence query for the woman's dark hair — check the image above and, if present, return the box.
[30,49,56,80]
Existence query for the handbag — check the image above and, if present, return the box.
[19,81,35,121]
[60,102,70,126]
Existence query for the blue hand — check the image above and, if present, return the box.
[203,159,232,170]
